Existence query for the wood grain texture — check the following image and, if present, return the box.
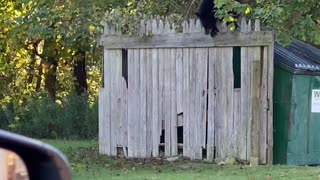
[110,50,117,156]
[101,32,273,49]
[152,47,160,157]
[233,89,241,159]
[250,45,261,165]
[259,46,268,164]
[207,48,216,161]
[121,77,128,150]
[164,46,171,156]
[176,49,183,114]
[98,88,108,154]
[195,48,208,159]
[183,48,190,158]
[189,48,196,159]
[146,48,153,157]
[140,49,147,157]
[170,48,178,156]
[267,43,274,165]
[225,48,234,159]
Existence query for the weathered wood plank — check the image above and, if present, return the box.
[127,49,141,157]
[171,48,178,156]
[195,48,208,160]
[140,49,147,157]
[233,89,241,159]
[127,50,134,157]
[214,48,225,160]
[158,18,165,136]
[110,50,118,156]
[214,48,233,160]
[98,88,108,154]
[225,48,234,159]
[152,48,160,157]
[102,49,112,155]
[189,48,196,159]
[176,48,183,114]
[267,43,274,165]
[101,32,274,49]
[240,46,249,161]
[246,47,253,161]
[164,47,171,156]
[250,45,261,165]
[249,19,262,165]
[259,46,268,164]
[164,20,172,157]
[146,48,153,157]
[121,77,128,151]
[240,18,251,161]
[159,48,165,135]
[115,50,123,148]
[207,48,216,161]
[151,19,160,157]
[183,48,190,158]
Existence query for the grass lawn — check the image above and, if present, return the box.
[44,140,320,180]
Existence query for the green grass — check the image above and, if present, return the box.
[45,140,320,180]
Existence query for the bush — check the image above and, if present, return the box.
[0,92,98,140]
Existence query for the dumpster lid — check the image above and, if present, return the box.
[275,40,320,75]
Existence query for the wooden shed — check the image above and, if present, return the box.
[99,17,274,165]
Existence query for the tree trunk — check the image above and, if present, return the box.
[74,50,88,95]
[36,62,43,92]
[45,57,57,100]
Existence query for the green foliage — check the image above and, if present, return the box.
[0,93,98,139]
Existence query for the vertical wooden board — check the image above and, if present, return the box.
[214,48,226,160]
[99,88,108,154]
[164,47,171,157]
[146,49,153,157]
[207,48,216,161]
[246,48,253,161]
[152,47,160,157]
[224,48,234,158]
[267,44,274,165]
[171,48,178,156]
[128,49,140,157]
[116,50,123,148]
[101,49,112,155]
[183,48,190,158]
[195,48,208,160]
[110,50,118,156]
[189,48,197,159]
[127,49,134,157]
[121,77,128,149]
[176,48,183,114]
[134,49,141,158]
[251,46,261,165]
[140,49,147,157]
[151,18,160,157]
[233,89,241,159]
[159,49,165,135]
[240,47,249,161]
[259,46,268,164]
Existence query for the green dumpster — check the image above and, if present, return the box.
[273,40,320,165]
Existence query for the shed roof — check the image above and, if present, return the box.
[274,40,320,75]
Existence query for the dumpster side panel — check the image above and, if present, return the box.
[273,66,292,164]
[309,76,320,154]
[287,75,310,165]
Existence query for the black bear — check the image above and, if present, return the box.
[195,0,219,37]
[196,0,241,37]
